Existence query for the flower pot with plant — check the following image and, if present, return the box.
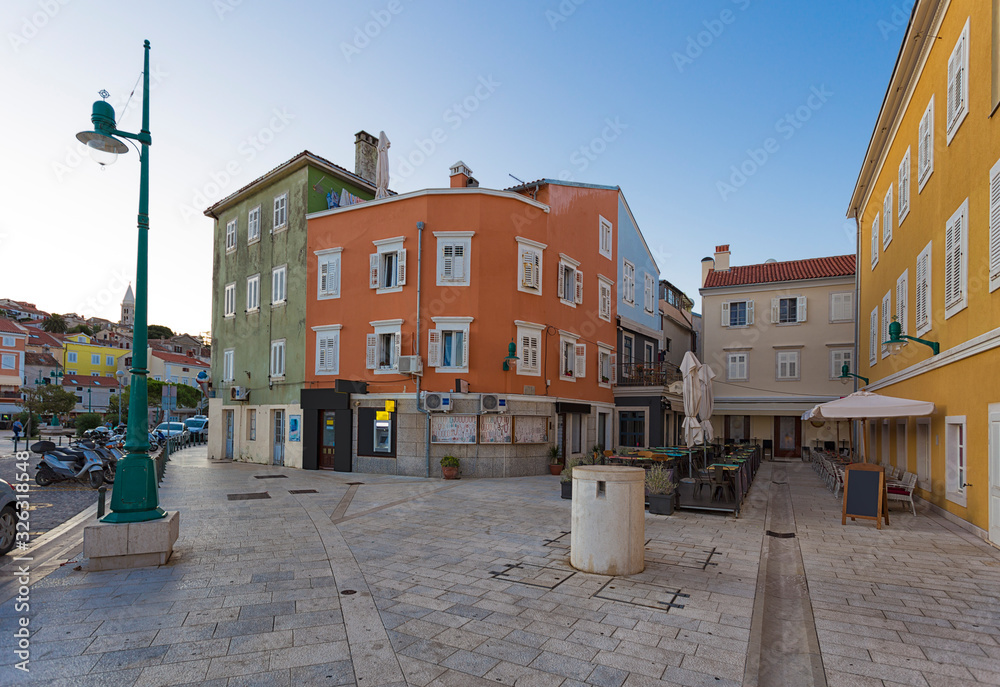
[548,445,563,475]
[560,458,578,499]
[440,455,460,480]
[645,464,677,515]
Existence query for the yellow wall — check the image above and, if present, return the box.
[63,338,128,378]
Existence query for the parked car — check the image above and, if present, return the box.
[0,479,17,556]
[184,417,208,439]
[154,422,190,442]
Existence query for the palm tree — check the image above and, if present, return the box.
[42,313,67,333]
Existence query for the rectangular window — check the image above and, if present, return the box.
[881,291,891,359]
[223,349,234,383]
[772,296,806,324]
[944,199,969,318]
[883,185,893,250]
[68,351,78,363]
[269,339,286,378]
[896,270,909,336]
[91,354,100,365]
[248,206,260,243]
[224,283,236,318]
[560,336,579,380]
[366,321,402,372]
[722,299,753,327]
[246,274,260,312]
[776,350,799,380]
[830,292,854,322]
[370,240,407,292]
[918,97,934,190]
[92,372,100,377]
[644,274,655,314]
[516,323,542,376]
[315,327,340,375]
[0,354,14,370]
[623,260,635,304]
[990,157,1000,293]
[870,213,879,269]
[898,148,911,224]
[517,240,544,293]
[1,336,14,348]
[946,416,967,507]
[378,333,395,368]
[317,249,342,299]
[869,307,879,367]
[436,234,472,286]
[916,241,932,336]
[947,20,970,143]
[623,333,633,363]
[618,410,645,448]
[598,347,614,385]
[273,193,288,230]
[644,341,654,363]
[727,352,748,381]
[226,219,236,253]
[272,265,287,305]
[558,256,582,306]
[247,409,256,441]
[598,276,612,321]
[831,348,852,379]
[106,355,114,366]
[599,216,613,259]
[428,319,472,371]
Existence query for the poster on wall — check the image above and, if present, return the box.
[480,415,512,444]
[430,414,477,444]
[514,416,548,443]
[289,415,301,442]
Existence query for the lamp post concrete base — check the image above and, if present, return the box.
[83,510,179,571]
[570,465,645,576]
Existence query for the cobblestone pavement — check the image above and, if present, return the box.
[0,448,997,686]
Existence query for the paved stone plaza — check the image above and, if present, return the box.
[0,448,998,686]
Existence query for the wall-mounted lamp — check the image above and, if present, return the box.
[883,318,939,356]
[502,340,518,371]
[838,363,868,386]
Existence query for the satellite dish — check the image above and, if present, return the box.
[764,258,778,264]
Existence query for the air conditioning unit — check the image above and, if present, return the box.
[398,355,423,376]
[424,392,452,412]
[231,386,250,401]
[480,394,506,413]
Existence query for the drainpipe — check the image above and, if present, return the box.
[853,209,861,455]
[414,221,431,477]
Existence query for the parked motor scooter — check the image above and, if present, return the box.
[75,439,121,484]
[30,441,104,488]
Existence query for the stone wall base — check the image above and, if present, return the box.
[83,511,180,571]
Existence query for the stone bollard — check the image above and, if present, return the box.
[570,465,645,576]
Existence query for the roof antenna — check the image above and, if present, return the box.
[508,174,525,185]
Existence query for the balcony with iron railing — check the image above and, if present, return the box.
[616,361,682,387]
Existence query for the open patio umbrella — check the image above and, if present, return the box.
[375,131,390,199]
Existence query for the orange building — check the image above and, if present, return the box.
[302,163,622,476]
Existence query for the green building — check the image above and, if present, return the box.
[204,138,378,465]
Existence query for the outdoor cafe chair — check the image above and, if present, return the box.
[710,466,735,502]
[887,472,917,515]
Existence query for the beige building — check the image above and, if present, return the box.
[699,246,856,458]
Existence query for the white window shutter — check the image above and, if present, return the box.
[881,293,891,356]
[427,330,441,367]
[441,244,453,280]
[557,264,565,299]
[883,188,892,248]
[918,114,928,177]
[896,274,907,335]
[992,160,1000,286]
[871,215,879,268]
[365,334,377,369]
[369,254,379,289]
[331,259,340,296]
[520,249,531,287]
[532,252,541,289]
[721,301,730,327]
[317,336,326,371]
[331,334,339,373]
[393,332,402,367]
[770,298,779,323]
[945,216,959,306]
[746,300,754,325]
[575,270,584,304]
[797,296,807,322]
[575,344,586,379]
[609,354,617,384]
[454,244,465,280]
[461,329,469,368]
[397,249,407,286]
[319,261,328,295]
[520,334,531,368]
[869,308,878,366]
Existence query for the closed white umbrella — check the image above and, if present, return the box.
[697,362,716,444]
[680,352,702,448]
[375,131,390,199]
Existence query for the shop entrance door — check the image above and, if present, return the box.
[319,411,339,470]
[773,416,801,458]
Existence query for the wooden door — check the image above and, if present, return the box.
[319,411,337,470]
[773,416,800,458]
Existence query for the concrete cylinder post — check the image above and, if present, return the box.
[570,465,645,576]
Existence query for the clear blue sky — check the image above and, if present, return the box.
[1,0,908,335]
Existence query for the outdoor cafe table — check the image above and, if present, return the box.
[710,461,750,500]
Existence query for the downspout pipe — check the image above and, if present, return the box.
[853,210,861,456]
[414,221,431,477]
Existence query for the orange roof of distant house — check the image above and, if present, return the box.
[0,319,28,335]
[703,255,856,288]
[152,350,210,367]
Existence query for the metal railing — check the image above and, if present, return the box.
[616,361,682,387]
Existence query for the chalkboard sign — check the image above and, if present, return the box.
[842,463,889,529]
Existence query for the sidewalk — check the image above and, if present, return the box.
[0,449,997,686]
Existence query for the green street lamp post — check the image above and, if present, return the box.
[77,40,164,523]
[882,318,940,356]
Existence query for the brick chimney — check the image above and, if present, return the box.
[449,161,478,188]
[713,244,730,272]
[354,131,378,183]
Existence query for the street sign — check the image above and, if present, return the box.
[376,411,390,421]
[385,400,395,413]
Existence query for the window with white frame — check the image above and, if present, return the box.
[776,350,799,380]
[721,299,754,327]
[223,349,234,382]
[316,248,342,299]
[881,291,891,359]
[918,96,934,190]
[273,192,288,231]
[643,274,655,314]
[366,320,402,373]
[898,148,911,224]
[435,232,473,286]
[226,220,237,253]
[598,276,613,322]
[915,241,932,335]
[313,325,341,375]
[598,346,614,386]
[248,206,260,243]
[772,296,806,324]
[560,334,583,380]
[269,339,285,378]
[883,185,893,250]
[224,282,236,318]
[644,341,654,363]
[599,216,613,259]
[990,157,1000,293]
[946,19,970,143]
[622,260,635,304]
[428,317,472,372]
[944,199,969,318]
[558,254,583,306]
[91,354,100,365]
[246,274,260,313]
[896,269,909,335]
[106,355,114,366]
[830,292,854,322]
[870,213,879,269]
[946,416,967,507]
[68,352,78,363]
[869,306,879,366]
[727,352,748,381]
[517,238,545,294]
[272,265,287,306]
[1,354,14,370]
[830,348,853,380]
[370,237,406,292]
[516,322,542,376]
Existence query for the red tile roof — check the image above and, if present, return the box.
[703,255,856,288]
[0,319,27,335]
[62,376,117,388]
[152,350,210,367]
[23,327,64,348]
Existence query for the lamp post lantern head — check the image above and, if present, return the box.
[502,340,518,371]
[882,316,939,356]
[76,98,128,167]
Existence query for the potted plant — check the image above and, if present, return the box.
[591,444,604,465]
[560,458,578,499]
[548,445,563,476]
[645,464,677,515]
[440,455,460,480]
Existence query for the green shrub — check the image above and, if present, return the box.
[75,413,103,437]
[440,455,460,468]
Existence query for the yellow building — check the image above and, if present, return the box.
[848,0,1000,542]
[62,334,128,380]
